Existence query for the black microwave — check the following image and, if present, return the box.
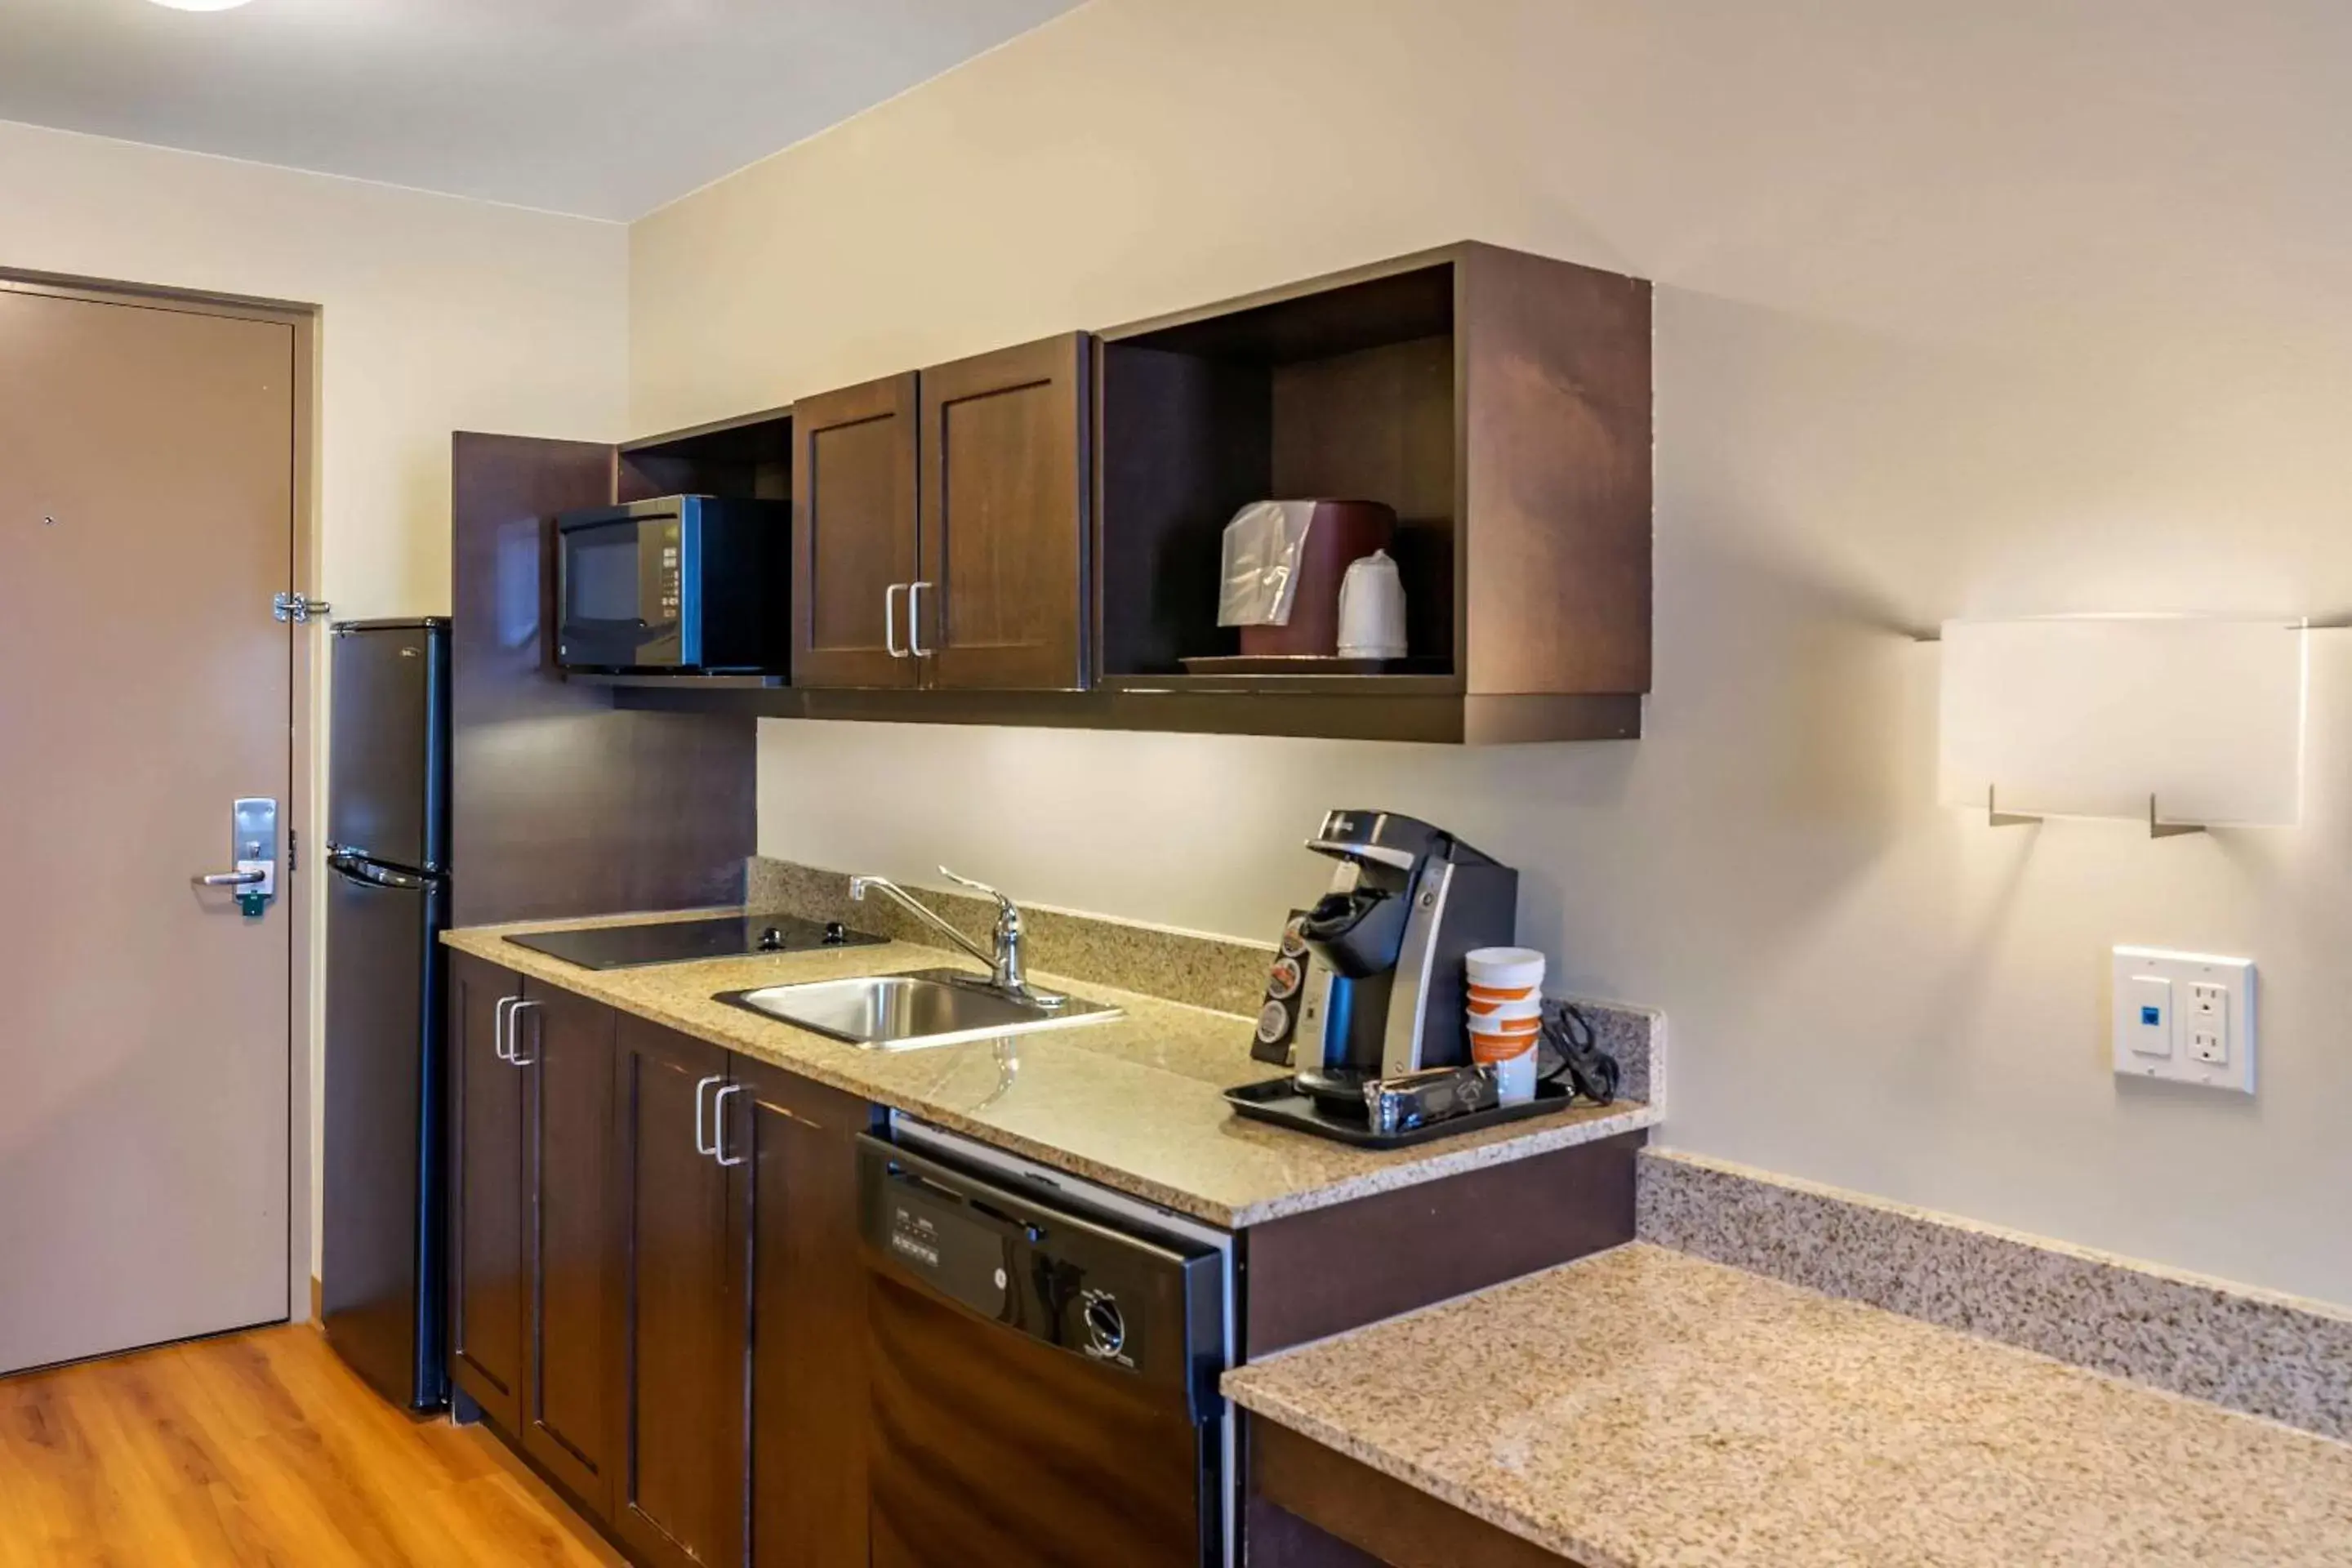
[555,495,790,673]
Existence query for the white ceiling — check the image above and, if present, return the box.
[0,0,1079,220]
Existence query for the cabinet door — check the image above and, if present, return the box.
[793,372,921,689]
[915,333,1091,690]
[518,982,619,1515]
[731,1058,876,1568]
[612,1016,742,1568]
[448,951,526,1432]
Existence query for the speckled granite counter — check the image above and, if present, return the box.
[1225,1243,2352,1567]
[442,910,1657,1228]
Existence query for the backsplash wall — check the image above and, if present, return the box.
[647,0,2352,1304]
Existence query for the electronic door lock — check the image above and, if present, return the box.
[191,797,278,917]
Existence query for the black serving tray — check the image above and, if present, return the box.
[1222,1076,1592,1149]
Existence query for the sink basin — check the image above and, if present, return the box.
[716,968,1120,1051]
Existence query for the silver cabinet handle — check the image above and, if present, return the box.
[712,1084,746,1166]
[493,996,522,1062]
[884,582,909,658]
[693,1074,724,1156]
[193,869,267,888]
[506,1000,541,1067]
[907,580,933,657]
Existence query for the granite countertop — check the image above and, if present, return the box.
[1224,1243,2352,1567]
[442,909,1658,1228]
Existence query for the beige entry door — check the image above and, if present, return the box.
[0,284,295,1374]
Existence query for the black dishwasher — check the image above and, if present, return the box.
[858,1134,1230,1568]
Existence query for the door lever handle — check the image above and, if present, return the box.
[195,798,278,915]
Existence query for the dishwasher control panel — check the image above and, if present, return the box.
[858,1135,1223,1397]
[880,1181,1012,1320]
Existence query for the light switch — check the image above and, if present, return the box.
[2112,947,2256,1094]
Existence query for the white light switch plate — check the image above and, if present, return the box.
[2112,947,2255,1094]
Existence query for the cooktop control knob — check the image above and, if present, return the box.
[1080,1290,1125,1360]
[823,921,847,945]
[758,926,786,951]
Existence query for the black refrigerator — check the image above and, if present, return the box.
[321,617,451,1410]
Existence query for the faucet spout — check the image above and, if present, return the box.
[849,875,993,968]
[849,872,1064,1008]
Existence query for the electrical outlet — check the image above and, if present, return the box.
[2112,947,2255,1094]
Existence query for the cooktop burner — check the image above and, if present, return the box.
[505,914,886,970]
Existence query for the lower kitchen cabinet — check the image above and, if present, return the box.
[731,1057,875,1568]
[606,1021,879,1568]
[518,981,621,1515]
[448,951,527,1434]
[444,955,619,1517]
[611,1015,742,1568]
[452,973,880,1568]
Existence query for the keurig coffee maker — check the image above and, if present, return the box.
[1264,809,1517,1111]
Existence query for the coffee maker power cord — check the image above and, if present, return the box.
[1540,1004,1623,1105]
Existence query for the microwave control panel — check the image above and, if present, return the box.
[651,519,682,626]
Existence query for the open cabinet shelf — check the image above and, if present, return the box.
[1089,241,1650,733]
[1096,258,1461,682]
[618,406,794,502]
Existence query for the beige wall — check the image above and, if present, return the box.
[0,117,632,1277]
[631,0,2352,1304]
[1,119,630,612]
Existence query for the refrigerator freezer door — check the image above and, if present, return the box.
[321,853,448,1410]
[327,621,449,872]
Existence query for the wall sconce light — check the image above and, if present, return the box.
[1936,616,2306,837]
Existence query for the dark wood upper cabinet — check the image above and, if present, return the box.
[568,241,1652,742]
[731,1057,876,1568]
[448,951,526,1435]
[1094,242,1650,741]
[449,431,755,924]
[792,374,921,689]
[915,333,1091,691]
[610,1014,742,1568]
[518,981,620,1517]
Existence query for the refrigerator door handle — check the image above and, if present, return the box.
[329,853,431,891]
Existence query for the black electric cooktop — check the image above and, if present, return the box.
[506,914,886,970]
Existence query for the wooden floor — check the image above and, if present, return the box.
[0,1323,622,1568]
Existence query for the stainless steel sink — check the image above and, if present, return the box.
[716,968,1120,1051]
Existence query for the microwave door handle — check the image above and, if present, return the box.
[884,582,909,659]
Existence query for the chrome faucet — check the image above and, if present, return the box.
[849,866,1065,1008]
